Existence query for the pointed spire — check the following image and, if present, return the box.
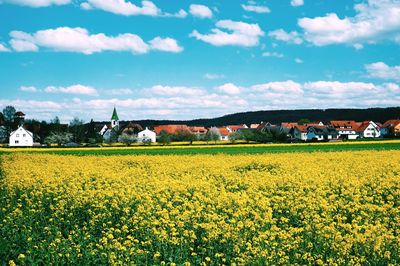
[111,106,119,121]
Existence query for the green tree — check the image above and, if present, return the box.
[158,131,171,146]
[240,130,255,143]
[44,131,73,147]
[118,133,137,146]
[206,128,221,144]
[228,132,241,143]
[298,118,310,125]
[69,117,85,143]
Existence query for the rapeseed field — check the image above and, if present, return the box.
[1,151,399,265]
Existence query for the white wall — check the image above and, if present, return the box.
[9,127,33,147]
[137,129,156,143]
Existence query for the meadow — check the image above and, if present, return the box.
[1,144,400,265]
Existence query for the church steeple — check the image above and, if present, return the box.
[111,106,119,129]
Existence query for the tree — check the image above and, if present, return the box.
[158,131,171,146]
[298,118,310,125]
[240,130,255,143]
[2,106,16,123]
[228,132,241,143]
[1,106,17,142]
[206,128,221,144]
[69,117,85,143]
[0,126,8,143]
[44,131,73,147]
[118,133,137,146]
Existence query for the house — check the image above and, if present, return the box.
[217,127,230,141]
[306,126,338,141]
[137,127,156,143]
[154,125,189,135]
[329,120,360,140]
[227,124,248,133]
[189,126,208,135]
[9,125,33,147]
[382,120,400,137]
[356,121,381,138]
[290,125,308,141]
[122,122,143,134]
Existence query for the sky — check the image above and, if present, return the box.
[0,0,399,123]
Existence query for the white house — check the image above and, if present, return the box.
[357,121,381,138]
[9,126,33,147]
[137,127,156,143]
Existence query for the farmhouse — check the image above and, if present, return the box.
[137,127,156,143]
[382,120,400,137]
[356,121,381,138]
[330,120,360,140]
[9,125,33,147]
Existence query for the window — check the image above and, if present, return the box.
[16,134,19,137]
[15,140,19,144]
[23,134,26,137]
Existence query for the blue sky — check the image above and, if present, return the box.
[0,0,399,122]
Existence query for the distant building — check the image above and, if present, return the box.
[356,121,381,138]
[154,125,189,135]
[100,107,120,141]
[330,120,360,140]
[382,120,400,137]
[137,127,156,143]
[9,125,33,147]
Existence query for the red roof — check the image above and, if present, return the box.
[281,122,299,128]
[383,120,400,128]
[293,125,308,132]
[330,120,361,130]
[227,125,247,132]
[15,111,25,116]
[218,127,230,136]
[154,125,189,135]
[189,126,207,134]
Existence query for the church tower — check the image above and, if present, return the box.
[111,106,119,130]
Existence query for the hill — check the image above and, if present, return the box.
[105,107,400,128]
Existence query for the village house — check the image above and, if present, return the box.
[137,127,156,143]
[227,124,248,133]
[217,127,230,141]
[9,125,33,147]
[356,121,381,138]
[382,120,400,137]
[330,120,360,140]
[153,124,189,135]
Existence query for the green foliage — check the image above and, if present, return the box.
[298,118,311,125]
[44,131,73,146]
[118,133,137,146]
[158,131,171,146]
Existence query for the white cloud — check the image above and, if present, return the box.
[365,62,400,80]
[0,43,10,52]
[268,29,303,44]
[291,0,304,7]
[107,88,134,95]
[0,0,70,7]
[8,27,182,54]
[295,58,303,64]
[19,86,38,92]
[242,3,270,14]
[251,80,303,94]
[80,0,159,16]
[189,4,212,18]
[190,20,264,47]
[80,0,186,18]
[149,37,183,53]
[5,80,400,121]
[44,84,99,96]
[216,83,242,95]
[204,73,225,80]
[148,85,205,96]
[262,51,284,58]
[298,0,400,46]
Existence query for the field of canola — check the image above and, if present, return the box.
[1,151,400,265]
